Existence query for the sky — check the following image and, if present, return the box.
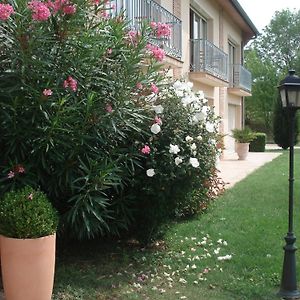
[238,0,300,32]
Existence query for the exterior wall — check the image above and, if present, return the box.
[156,0,253,152]
[176,0,247,152]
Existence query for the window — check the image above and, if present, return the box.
[190,9,207,40]
[190,9,207,71]
[228,41,236,83]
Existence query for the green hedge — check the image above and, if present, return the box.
[249,133,266,152]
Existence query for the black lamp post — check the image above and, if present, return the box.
[277,70,300,299]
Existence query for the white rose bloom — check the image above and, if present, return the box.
[175,90,184,97]
[193,112,206,123]
[150,123,161,134]
[196,90,205,100]
[197,135,203,141]
[173,81,183,90]
[153,105,164,114]
[206,122,215,133]
[189,157,200,168]
[202,105,209,115]
[185,135,193,142]
[146,169,155,177]
[169,144,180,154]
[175,157,183,166]
[181,96,193,107]
[190,143,197,150]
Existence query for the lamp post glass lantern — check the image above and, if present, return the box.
[277,70,300,299]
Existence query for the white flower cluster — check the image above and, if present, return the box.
[145,81,219,177]
[173,81,217,131]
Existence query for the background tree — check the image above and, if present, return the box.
[244,49,278,134]
[245,8,300,146]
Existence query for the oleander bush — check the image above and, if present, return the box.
[0,0,220,241]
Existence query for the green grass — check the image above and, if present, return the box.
[54,150,299,300]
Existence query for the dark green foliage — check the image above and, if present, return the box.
[0,1,219,241]
[0,0,160,239]
[273,96,299,149]
[249,133,266,152]
[128,84,220,243]
[0,186,58,238]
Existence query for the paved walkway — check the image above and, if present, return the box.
[218,147,282,188]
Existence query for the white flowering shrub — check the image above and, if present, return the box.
[131,81,220,242]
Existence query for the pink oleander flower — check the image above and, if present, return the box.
[106,103,113,113]
[150,21,156,30]
[154,116,162,125]
[63,75,77,92]
[62,4,76,14]
[43,89,53,96]
[28,193,34,200]
[0,3,14,21]
[156,22,171,38]
[28,0,51,21]
[107,48,112,55]
[46,0,76,15]
[151,83,159,94]
[15,164,25,173]
[128,30,137,39]
[136,82,143,90]
[92,0,100,4]
[7,171,15,179]
[101,10,109,18]
[141,145,151,155]
[146,44,165,61]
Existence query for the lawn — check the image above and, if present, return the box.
[53,150,298,300]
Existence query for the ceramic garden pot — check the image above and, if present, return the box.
[235,142,250,160]
[0,234,56,300]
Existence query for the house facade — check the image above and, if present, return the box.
[114,0,259,152]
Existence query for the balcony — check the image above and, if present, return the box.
[113,0,182,59]
[228,64,252,96]
[189,39,229,87]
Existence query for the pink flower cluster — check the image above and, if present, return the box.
[106,103,113,113]
[154,116,162,125]
[28,0,51,21]
[136,82,143,90]
[146,44,165,62]
[7,164,26,179]
[28,0,76,21]
[43,89,53,96]
[63,75,77,92]
[46,0,76,15]
[150,21,171,38]
[0,3,14,21]
[141,145,151,155]
[151,83,159,94]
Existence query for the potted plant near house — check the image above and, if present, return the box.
[0,186,58,300]
[232,127,257,160]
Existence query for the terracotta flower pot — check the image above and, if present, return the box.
[0,234,56,300]
[236,142,250,160]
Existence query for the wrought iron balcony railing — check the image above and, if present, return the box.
[230,64,252,92]
[112,0,182,59]
[190,39,229,82]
